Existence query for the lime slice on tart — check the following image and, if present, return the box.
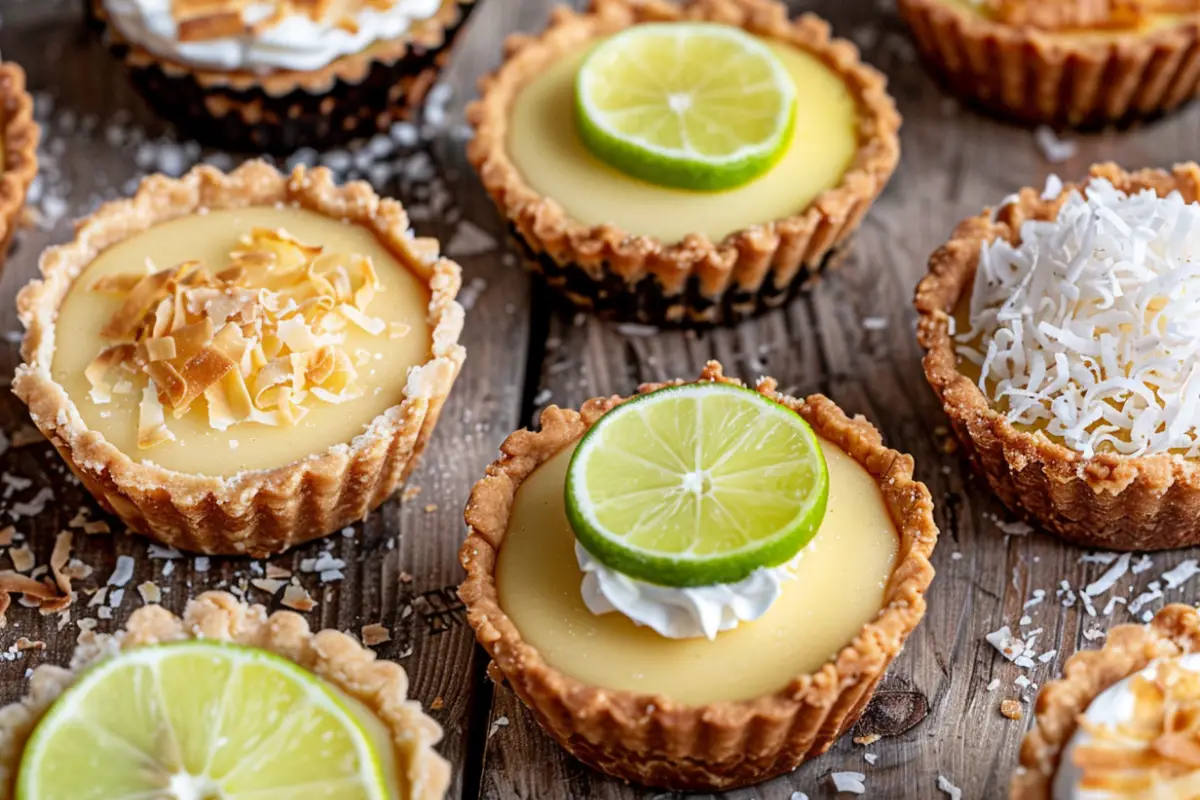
[17,641,388,800]
[574,23,798,192]
[565,382,829,588]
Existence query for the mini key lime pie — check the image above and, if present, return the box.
[0,62,38,271]
[90,0,476,152]
[467,0,901,325]
[916,162,1200,551]
[13,161,465,555]
[0,591,449,799]
[459,362,937,790]
[1013,604,1200,798]
[899,0,1200,126]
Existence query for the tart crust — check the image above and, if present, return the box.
[0,591,450,799]
[898,0,1200,126]
[458,361,938,791]
[915,161,1200,551]
[467,0,901,326]
[0,62,39,268]
[1011,603,1200,798]
[90,0,476,152]
[13,160,466,556]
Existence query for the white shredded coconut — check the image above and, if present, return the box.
[107,555,135,588]
[959,179,1200,458]
[831,772,867,794]
[1085,553,1131,596]
[1163,559,1200,589]
[1034,126,1078,163]
[937,775,963,800]
[986,626,1024,661]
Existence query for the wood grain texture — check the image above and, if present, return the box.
[2,0,1200,798]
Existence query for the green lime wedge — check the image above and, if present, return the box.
[17,641,388,800]
[565,382,828,587]
[574,23,798,192]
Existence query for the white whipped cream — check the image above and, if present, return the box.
[575,542,799,641]
[1053,653,1200,799]
[102,0,443,72]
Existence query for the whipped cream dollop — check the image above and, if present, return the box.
[575,542,799,640]
[1053,653,1200,799]
[959,177,1200,458]
[103,0,442,72]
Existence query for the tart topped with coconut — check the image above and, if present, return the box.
[916,162,1200,550]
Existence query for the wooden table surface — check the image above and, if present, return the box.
[1,0,1200,797]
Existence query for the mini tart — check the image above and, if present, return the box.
[467,0,901,326]
[458,362,937,791]
[915,161,1200,551]
[0,591,450,799]
[898,0,1200,127]
[0,63,39,269]
[13,160,466,556]
[1012,603,1200,798]
[90,0,476,153]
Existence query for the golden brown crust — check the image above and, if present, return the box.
[12,160,466,556]
[1011,603,1200,799]
[914,161,1200,551]
[466,0,902,325]
[0,591,450,799]
[0,63,39,268]
[458,360,938,791]
[95,0,472,94]
[898,0,1200,125]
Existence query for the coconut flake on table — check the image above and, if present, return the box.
[937,775,964,800]
[1034,126,1078,163]
[959,179,1200,459]
[107,555,134,588]
[1085,553,1131,597]
[1132,555,1155,574]
[1162,559,1200,589]
[830,772,867,794]
[986,626,1024,661]
[996,520,1033,536]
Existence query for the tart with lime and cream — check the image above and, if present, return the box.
[1012,604,1200,799]
[91,0,476,152]
[13,160,465,555]
[899,0,1200,126]
[467,0,900,325]
[915,162,1200,550]
[459,361,937,790]
[0,591,449,800]
[0,62,38,270]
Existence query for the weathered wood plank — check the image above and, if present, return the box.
[473,1,1200,798]
[0,2,534,798]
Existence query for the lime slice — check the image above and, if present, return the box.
[574,23,798,192]
[566,382,828,587]
[18,641,388,800]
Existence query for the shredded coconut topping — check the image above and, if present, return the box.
[960,179,1200,458]
[85,227,395,449]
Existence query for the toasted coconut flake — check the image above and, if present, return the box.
[49,531,72,597]
[336,304,386,336]
[362,623,391,646]
[84,226,398,447]
[0,527,15,546]
[250,577,285,595]
[138,386,176,450]
[0,571,69,626]
[144,336,177,362]
[137,581,161,604]
[281,583,316,612]
[9,546,33,573]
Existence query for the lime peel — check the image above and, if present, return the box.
[565,382,829,588]
[574,23,798,192]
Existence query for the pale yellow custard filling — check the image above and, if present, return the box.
[507,39,859,244]
[496,436,899,706]
[940,0,1194,36]
[51,207,432,477]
